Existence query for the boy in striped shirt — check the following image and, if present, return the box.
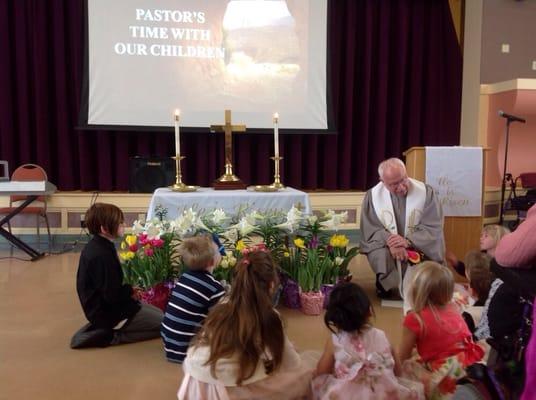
[161,235,225,363]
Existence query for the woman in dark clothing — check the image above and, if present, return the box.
[71,203,162,348]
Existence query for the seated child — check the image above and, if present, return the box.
[179,251,314,399]
[312,282,424,400]
[72,203,163,348]
[460,251,493,333]
[399,261,484,399]
[446,224,509,277]
[161,235,225,363]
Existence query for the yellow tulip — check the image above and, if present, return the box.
[330,234,349,248]
[119,251,135,261]
[236,239,246,252]
[120,241,127,250]
[284,251,290,258]
[294,238,306,249]
[125,234,137,246]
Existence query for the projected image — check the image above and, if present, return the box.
[221,1,301,101]
[85,0,326,129]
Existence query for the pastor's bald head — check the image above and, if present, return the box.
[378,158,409,196]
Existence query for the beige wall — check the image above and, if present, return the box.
[0,188,508,238]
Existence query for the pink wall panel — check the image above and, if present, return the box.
[486,90,536,186]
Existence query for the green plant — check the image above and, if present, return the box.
[120,230,180,289]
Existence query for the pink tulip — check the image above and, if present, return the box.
[144,247,154,257]
[151,238,165,248]
[139,233,149,245]
[129,244,138,252]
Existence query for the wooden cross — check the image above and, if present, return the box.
[210,110,246,184]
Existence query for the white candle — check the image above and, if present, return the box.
[174,109,181,156]
[273,112,279,157]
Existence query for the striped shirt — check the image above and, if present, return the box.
[161,270,225,363]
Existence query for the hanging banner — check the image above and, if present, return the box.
[425,147,483,216]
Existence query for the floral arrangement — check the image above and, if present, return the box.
[119,221,180,289]
[118,205,359,313]
[278,211,358,291]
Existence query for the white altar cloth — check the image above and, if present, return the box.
[146,187,311,220]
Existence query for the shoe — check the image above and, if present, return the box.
[375,276,391,299]
[70,323,114,349]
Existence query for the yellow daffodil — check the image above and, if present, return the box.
[236,239,246,252]
[125,234,137,246]
[330,234,349,248]
[294,238,306,249]
[119,251,135,261]
[284,251,290,258]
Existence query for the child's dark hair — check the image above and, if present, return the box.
[85,203,124,236]
[324,282,372,334]
[465,250,493,301]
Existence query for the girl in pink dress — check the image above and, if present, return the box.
[399,261,485,399]
[178,251,314,400]
[312,282,424,400]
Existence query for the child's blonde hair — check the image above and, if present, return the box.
[481,224,510,245]
[408,261,454,313]
[178,235,216,271]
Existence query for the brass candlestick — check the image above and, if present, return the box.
[170,155,198,192]
[270,155,285,189]
[253,155,285,192]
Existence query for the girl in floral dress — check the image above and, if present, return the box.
[399,261,485,399]
[312,282,424,400]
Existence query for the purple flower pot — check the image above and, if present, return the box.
[283,278,301,309]
[321,284,335,309]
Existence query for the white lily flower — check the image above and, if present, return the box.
[211,209,227,224]
[307,215,318,225]
[320,211,348,231]
[221,228,239,243]
[246,210,264,224]
[230,217,256,236]
[146,223,162,239]
[131,220,145,234]
[286,206,303,225]
[274,221,296,233]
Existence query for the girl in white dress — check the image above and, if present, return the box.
[178,250,314,400]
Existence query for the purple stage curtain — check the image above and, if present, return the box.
[0,0,461,191]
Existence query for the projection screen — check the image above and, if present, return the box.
[81,0,330,131]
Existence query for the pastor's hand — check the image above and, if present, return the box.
[389,246,408,261]
[387,234,409,249]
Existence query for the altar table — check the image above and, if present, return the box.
[146,187,311,220]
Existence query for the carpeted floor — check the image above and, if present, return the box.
[0,248,405,400]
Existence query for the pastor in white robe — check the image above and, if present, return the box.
[360,178,445,294]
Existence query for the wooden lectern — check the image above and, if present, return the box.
[403,147,488,262]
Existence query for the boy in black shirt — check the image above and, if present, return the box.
[71,203,163,348]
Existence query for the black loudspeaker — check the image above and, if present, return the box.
[129,157,175,193]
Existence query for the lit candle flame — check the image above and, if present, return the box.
[174,109,180,120]
[273,112,279,122]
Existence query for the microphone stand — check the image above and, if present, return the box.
[499,119,512,225]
